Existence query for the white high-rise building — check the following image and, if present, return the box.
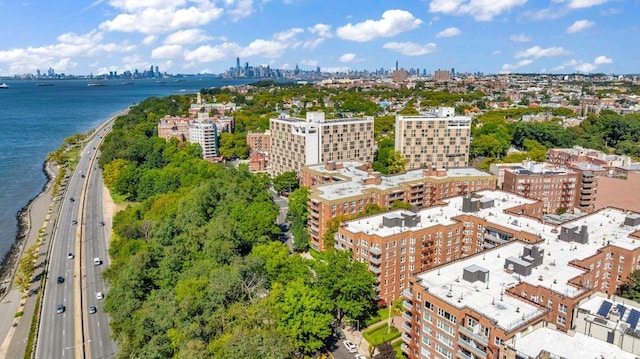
[269,112,374,176]
[188,114,218,159]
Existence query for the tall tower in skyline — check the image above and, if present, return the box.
[395,60,398,71]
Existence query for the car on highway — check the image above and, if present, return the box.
[56,276,64,284]
[93,257,101,265]
[343,340,357,353]
[72,219,77,225]
[56,304,65,314]
[67,253,74,259]
[99,221,105,226]
[88,306,97,314]
[69,197,75,202]
[96,292,104,300]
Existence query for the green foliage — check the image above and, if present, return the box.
[218,132,249,159]
[273,171,299,194]
[288,187,310,252]
[374,115,395,142]
[363,322,401,347]
[398,106,419,115]
[620,270,640,302]
[374,342,396,359]
[387,150,408,174]
[373,138,395,174]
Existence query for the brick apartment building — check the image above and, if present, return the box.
[246,130,271,154]
[302,161,496,251]
[393,192,640,359]
[395,108,471,171]
[501,161,578,214]
[335,191,544,304]
[158,115,190,142]
[268,112,374,176]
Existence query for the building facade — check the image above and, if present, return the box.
[501,161,578,214]
[269,112,374,176]
[395,108,471,171]
[303,162,496,251]
[398,196,640,359]
[188,115,219,160]
[246,130,271,154]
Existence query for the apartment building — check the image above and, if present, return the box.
[434,70,452,82]
[303,161,496,251]
[268,112,374,176]
[335,191,545,304]
[188,115,218,160]
[395,108,471,171]
[246,130,271,154]
[398,199,640,359]
[501,161,578,214]
[158,115,190,142]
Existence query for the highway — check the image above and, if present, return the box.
[36,119,119,359]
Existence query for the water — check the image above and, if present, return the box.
[0,77,252,261]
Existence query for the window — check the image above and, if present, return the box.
[558,304,567,314]
[424,312,433,323]
[557,316,566,325]
[424,300,434,311]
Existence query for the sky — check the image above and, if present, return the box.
[0,0,638,76]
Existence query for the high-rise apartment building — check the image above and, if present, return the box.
[188,114,218,160]
[268,112,374,176]
[434,69,451,82]
[397,195,640,359]
[302,161,496,251]
[395,108,471,171]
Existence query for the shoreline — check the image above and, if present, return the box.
[0,161,55,298]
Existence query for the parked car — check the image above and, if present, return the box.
[56,304,65,314]
[355,354,367,359]
[343,340,357,353]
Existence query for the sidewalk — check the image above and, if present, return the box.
[0,163,59,359]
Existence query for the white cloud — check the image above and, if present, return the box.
[525,7,567,21]
[435,27,461,38]
[566,0,608,9]
[273,28,304,42]
[339,53,358,62]
[429,0,527,21]
[501,59,533,72]
[336,9,422,42]
[164,29,212,44]
[308,23,333,38]
[302,38,324,49]
[151,44,183,58]
[594,55,612,64]
[515,45,567,59]
[575,62,597,72]
[566,20,595,34]
[510,34,531,42]
[142,35,157,46]
[100,1,223,34]
[300,59,318,66]
[383,42,437,56]
[184,43,241,62]
[226,0,254,21]
[600,7,621,15]
[241,39,289,58]
[492,50,502,55]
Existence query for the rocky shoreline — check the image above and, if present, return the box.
[0,161,54,298]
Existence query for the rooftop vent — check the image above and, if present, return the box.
[624,214,640,227]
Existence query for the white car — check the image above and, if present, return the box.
[355,354,367,359]
[343,340,358,353]
[96,292,104,300]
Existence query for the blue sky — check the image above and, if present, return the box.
[0,0,637,76]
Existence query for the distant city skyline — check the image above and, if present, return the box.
[0,1,637,77]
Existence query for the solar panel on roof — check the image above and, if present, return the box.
[617,304,627,318]
[627,309,640,329]
[597,301,613,317]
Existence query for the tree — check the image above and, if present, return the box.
[619,270,640,302]
[374,342,396,359]
[270,280,333,354]
[387,150,408,174]
[272,171,298,194]
[288,187,310,252]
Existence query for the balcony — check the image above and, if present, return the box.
[369,255,382,265]
[401,332,412,344]
[459,326,489,346]
[458,336,487,358]
[369,264,382,274]
[457,349,474,359]
[402,288,413,300]
[401,321,413,332]
[369,246,382,255]
[403,311,413,321]
[403,300,413,311]
[401,343,411,355]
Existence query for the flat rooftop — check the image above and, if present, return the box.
[341,190,640,331]
[305,162,492,201]
[512,327,637,359]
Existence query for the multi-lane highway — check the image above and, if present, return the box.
[36,119,119,359]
